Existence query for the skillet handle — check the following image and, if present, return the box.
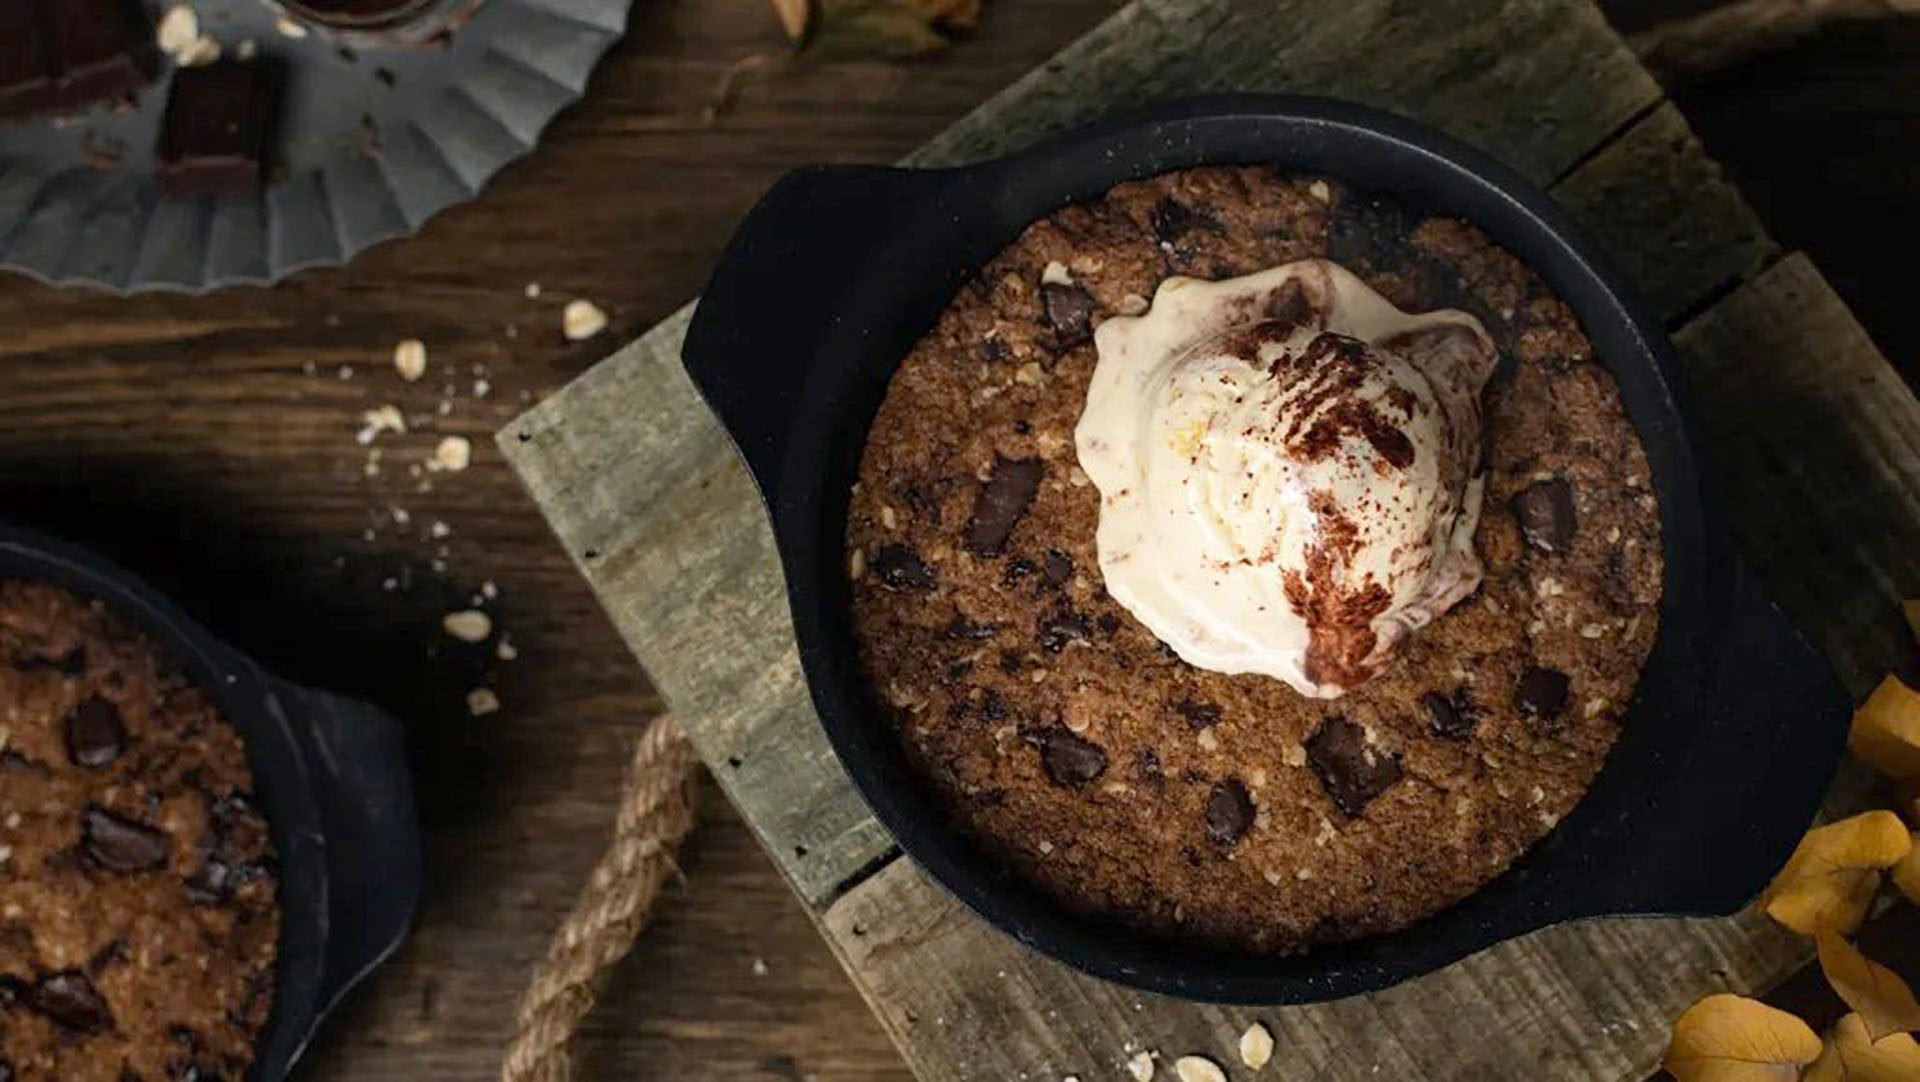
[1577,567,1849,919]
[681,164,948,508]
[273,680,424,1048]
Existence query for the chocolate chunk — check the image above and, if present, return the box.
[1422,690,1476,739]
[1041,283,1097,350]
[1305,718,1403,817]
[2,0,155,119]
[964,457,1043,556]
[1513,478,1577,553]
[1040,549,1074,587]
[940,613,997,640]
[1038,608,1091,653]
[1516,667,1570,722]
[871,543,934,590]
[1149,197,1218,245]
[87,938,128,974]
[156,62,279,197]
[64,695,126,768]
[1027,727,1107,788]
[82,806,171,872]
[997,650,1022,675]
[1206,779,1255,845]
[184,860,233,905]
[1174,699,1222,730]
[1134,747,1163,785]
[1002,557,1035,586]
[1095,613,1121,635]
[27,970,112,1033]
[977,690,1006,723]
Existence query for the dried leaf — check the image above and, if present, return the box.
[1850,675,1920,779]
[801,0,981,56]
[771,0,811,39]
[1892,829,1920,907]
[1902,600,1919,646]
[1804,1013,1920,1082]
[1663,994,1823,1082]
[1817,933,1920,1042]
[1765,811,1913,935]
[1768,871,1883,938]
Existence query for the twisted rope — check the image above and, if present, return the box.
[502,715,699,1082]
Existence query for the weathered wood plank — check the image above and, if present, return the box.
[909,0,1660,185]
[818,250,1920,1082]
[500,0,1678,905]
[501,313,895,905]
[1553,102,1775,322]
[1674,252,1920,694]
[825,857,1802,1082]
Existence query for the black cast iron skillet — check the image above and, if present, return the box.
[0,523,421,1077]
[681,94,1850,1003]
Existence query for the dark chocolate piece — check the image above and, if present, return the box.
[64,696,126,768]
[1027,727,1106,788]
[964,456,1042,556]
[1516,666,1571,723]
[1037,607,1090,653]
[1041,282,1096,350]
[1205,779,1254,845]
[82,806,171,872]
[1040,549,1074,587]
[1306,718,1403,817]
[27,971,113,1033]
[156,63,276,197]
[1422,690,1476,739]
[1514,478,1577,553]
[870,543,934,591]
[1174,699,1221,730]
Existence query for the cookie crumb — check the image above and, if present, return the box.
[1239,1022,1274,1069]
[563,299,609,341]
[357,405,407,445]
[393,339,427,381]
[1173,1056,1226,1082]
[442,610,492,642]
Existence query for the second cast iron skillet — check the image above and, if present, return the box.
[681,95,1848,1003]
[0,524,422,1078]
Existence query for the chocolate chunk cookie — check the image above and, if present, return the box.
[0,581,279,1082]
[848,165,1662,953]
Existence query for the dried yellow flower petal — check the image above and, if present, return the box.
[1768,870,1882,938]
[1664,993,1822,1082]
[1766,811,1912,935]
[1816,933,1920,1042]
[1804,1013,1920,1082]
[1903,600,1920,646]
[1849,675,1920,779]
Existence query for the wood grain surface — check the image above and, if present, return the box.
[2,2,1917,1081]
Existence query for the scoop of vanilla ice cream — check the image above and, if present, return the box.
[1074,259,1497,698]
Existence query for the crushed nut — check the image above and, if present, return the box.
[1307,179,1331,202]
[1127,1051,1155,1082]
[1041,260,1074,286]
[442,610,492,642]
[1239,1023,1274,1070]
[1068,466,1090,487]
[1014,361,1047,386]
[1579,622,1607,639]
[848,548,866,580]
[430,436,472,472]
[1281,743,1306,768]
[178,34,220,67]
[392,338,427,381]
[879,505,898,530]
[563,299,609,341]
[1173,1055,1227,1082]
[466,688,500,716]
[1583,697,1609,719]
[1196,728,1220,752]
[357,405,407,445]
[156,5,198,57]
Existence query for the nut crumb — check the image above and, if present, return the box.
[466,688,500,717]
[357,405,406,445]
[442,610,492,642]
[1173,1055,1226,1082]
[393,338,427,381]
[156,5,198,57]
[1041,261,1074,286]
[563,299,609,341]
[430,436,472,473]
[1239,1023,1274,1069]
[1308,179,1331,202]
[1127,1051,1155,1082]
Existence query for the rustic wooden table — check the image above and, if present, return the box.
[0,2,1912,1081]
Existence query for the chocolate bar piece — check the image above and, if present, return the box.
[0,0,155,121]
[0,0,53,118]
[156,63,278,197]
